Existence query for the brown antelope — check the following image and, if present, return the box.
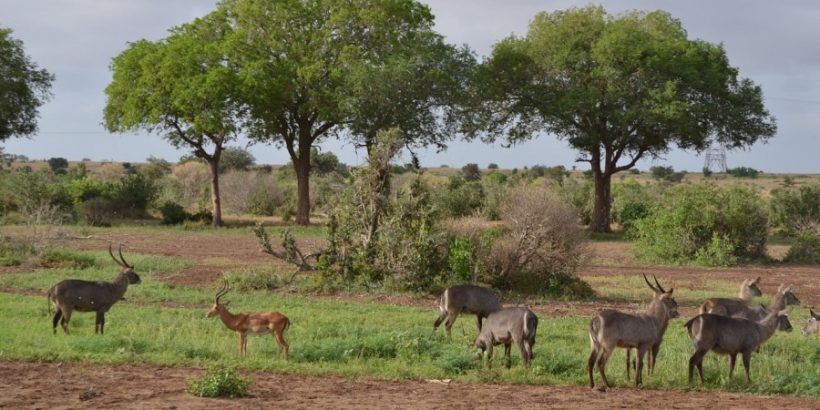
[702,284,798,332]
[803,309,820,336]
[587,275,679,390]
[685,308,789,384]
[47,244,141,335]
[208,281,290,358]
[433,284,502,337]
[475,306,538,368]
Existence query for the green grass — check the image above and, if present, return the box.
[0,252,817,397]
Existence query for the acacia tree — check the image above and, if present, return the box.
[470,6,776,232]
[104,12,241,226]
[0,27,54,142]
[225,0,465,225]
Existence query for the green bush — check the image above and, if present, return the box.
[187,365,252,398]
[770,184,820,236]
[728,166,760,178]
[633,184,768,265]
[783,232,820,264]
[611,179,655,234]
[461,163,481,181]
[159,202,191,225]
[225,268,288,291]
[447,236,474,282]
[694,234,738,267]
[436,177,484,218]
[113,174,156,217]
[77,197,114,226]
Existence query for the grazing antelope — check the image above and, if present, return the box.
[587,275,679,390]
[433,284,502,337]
[47,244,141,335]
[700,277,800,320]
[208,281,290,358]
[685,308,789,384]
[803,309,820,336]
[702,284,798,332]
[475,306,538,368]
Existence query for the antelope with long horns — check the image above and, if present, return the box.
[47,244,141,335]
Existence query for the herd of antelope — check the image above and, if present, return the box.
[46,246,817,391]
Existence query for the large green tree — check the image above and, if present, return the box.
[104,12,241,226]
[225,0,470,225]
[470,6,776,232]
[0,27,54,142]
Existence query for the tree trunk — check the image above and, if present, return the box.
[207,158,223,227]
[590,172,612,233]
[293,144,312,225]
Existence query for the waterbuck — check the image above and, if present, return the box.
[803,309,820,336]
[433,284,502,337]
[208,281,290,358]
[702,284,798,332]
[47,245,141,335]
[700,281,799,318]
[685,308,789,384]
[587,275,678,390]
[475,306,538,368]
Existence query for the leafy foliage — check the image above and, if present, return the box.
[769,184,820,237]
[461,163,481,181]
[469,5,776,232]
[0,27,54,141]
[187,365,252,398]
[633,184,768,265]
[728,166,760,178]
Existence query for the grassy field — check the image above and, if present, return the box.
[0,248,817,397]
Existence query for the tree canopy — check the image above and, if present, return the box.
[0,27,54,142]
[469,6,777,232]
[223,0,474,224]
[103,11,242,226]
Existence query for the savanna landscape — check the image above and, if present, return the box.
[2,1,820,409]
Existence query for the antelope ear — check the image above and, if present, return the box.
[778,309,789,317]
[667,288,674,295]
[753,277,761,284]
[741,279,749,286]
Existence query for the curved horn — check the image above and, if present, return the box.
[653,275,667,293]
[215,280,229,303]
[643,274,658,292]
[118,244,133,268]
[109,244,123,267]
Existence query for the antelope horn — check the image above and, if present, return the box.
[118,244,133,268]
[215,280,229,303]
[653,275,667,293]
[109,244,123,267]
[643,274,658,293]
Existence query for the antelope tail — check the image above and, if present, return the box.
[589,315,602,350]
[46,287,53,316]
[683,316,700,338]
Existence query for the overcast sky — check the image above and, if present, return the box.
[3,0,819,172]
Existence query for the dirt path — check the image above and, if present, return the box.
[0,360,817,410]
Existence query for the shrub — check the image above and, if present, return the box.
[77,197,114,226]
[611,179,656,234]
[461,163,481,181]
[769,184,820,236]
[783,231,820,264]
[225,268,288,291]
[112,174,156,218]
[633,184,768,265]
[728,166,760,178]
[480,185,591,298]
[219,147,255,173]
[487,163,499,170]
[435,177,484,218]
[187,365,252,398]
[158,201,191,225]
[47,157,69,174]
[554,177,593,225]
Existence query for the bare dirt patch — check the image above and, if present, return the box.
[0,360,816,410]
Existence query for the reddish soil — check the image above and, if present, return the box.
[1,361,818,410]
